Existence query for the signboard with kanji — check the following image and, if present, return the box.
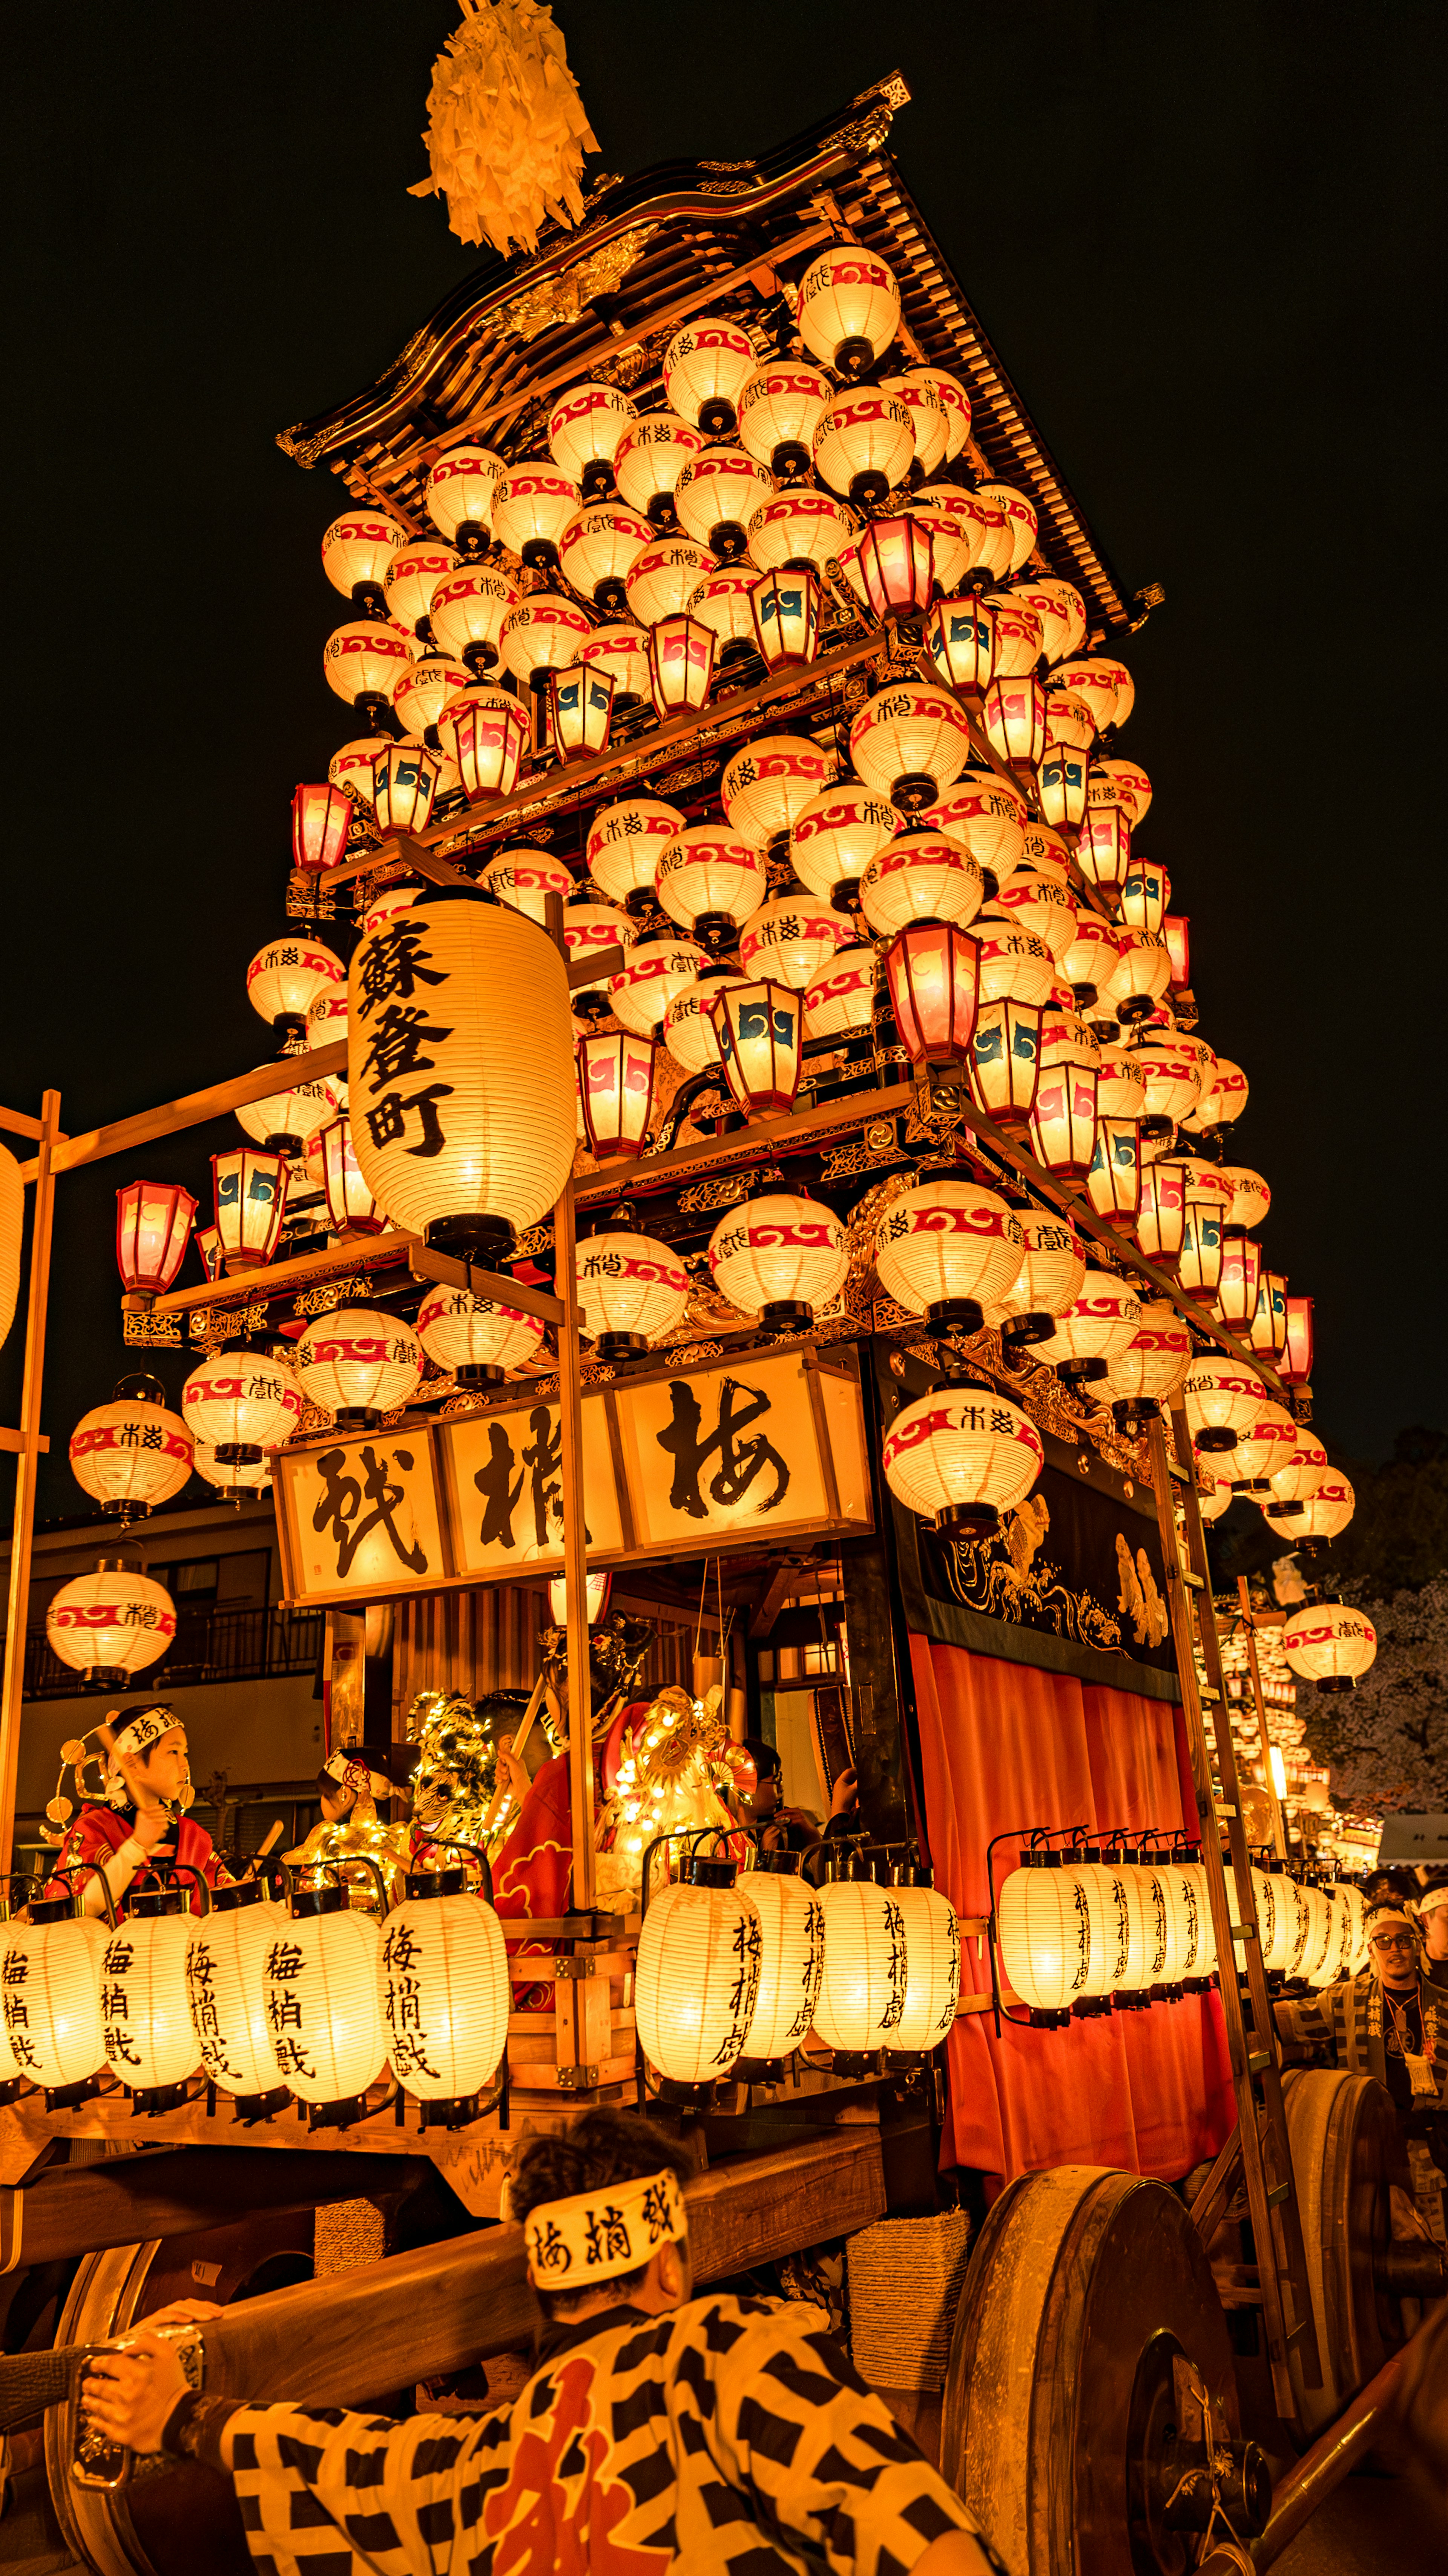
[440,1391,625,1577]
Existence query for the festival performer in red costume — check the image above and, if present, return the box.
[44,1706,228,1919]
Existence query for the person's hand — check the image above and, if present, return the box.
[828,1766,859,1821]
[142,2300,224,2332]
[131,1807,172,1853]
[81,2333,190,2457]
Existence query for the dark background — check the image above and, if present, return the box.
[3,0,1442,1536]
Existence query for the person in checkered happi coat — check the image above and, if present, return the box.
[82,2107,1001,2576]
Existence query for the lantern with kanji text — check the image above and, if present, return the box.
[322,511,407,608]
[662,967,749,1072]
[1036,1270,1143,1387]
[931,771,1028,885]
[635,1857,762,2089]
[675,450,773,560]
[983,1210,1086,1355]
[663,316,758,436]
[384,542,460,642]
[796,243,901,375]
[882,1383,1044,1537]
[295,1307,422,1430]
[813,389,915,508]
[576,1229,689,1359]
[322,620,413,721]
[1,1908,109,2104]
[186,1883,288,2113]
[492,462,581,568]
[69,1388,193,1520]
[1183,1357,1268,1455]
[1103,931,1173,1024]
[381,1872,510,2123]
[477,847,575,926]
[656,829,765,947]
[739,897,844,990]
[613,412,705,523]
[607,937,706,1037]
[1103,1303,1193,1428]
[859,833,986,938]
[181,1347,300,1465]
[1282,1604,1377,1693]
[626,537,717,626]
[263,1888,387,2126]
[803,947,876,1044]
[425,445,506,553]
[738,362,834,477]
[874,1177,1023,1337]
[708,1191,846,1329]
[557,502,652,614]
[417,1284,544,1388]
[791,782,899,907]
[548,383,637,498]
[722,734,831,854]
[563,901,635,1016]
[46,1561,177,1687]
[881,373,951,476]
[747,489,852,575]
[236,1071,337,1159]
[1062,907,1121,1011]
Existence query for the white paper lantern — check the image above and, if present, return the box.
[246,938,344,1035]
[69,1398,193,1518]
[1173,1861,1219,1978]
[295,1306,422,1425]
[1282,1603,1377,1689]
[1183,1358,1268,1454]
[1292,1478,1356,1541]
[497,596,591,687]
[738,1872,826,2064]
[417,1283,545,1382]
[477,847,575,925]
[492,462,581,564]
[380,1878,510,2113]
[608,937,706,1036]
[100,1898,202,2099]
[882,1384,1044,1534]
[235,1071,338,1155]
[384,541,460,639]
[425,445,506,547]
[790,783,898,900]
[614,412,705,516]
[850,683,972,809]
[813,1878,910,2057]
[982,1210,1086,1347]
[656,829,765,939]
[328,739,382,806]
[1070,1858,1132,2000]
[191,1442,273,1501]
[738,897,844,990]
[564,901,635,1007]
[321,510,407,602]
[686,567,758,652]
[875,1179,1024,1329]
[576,1231,689,1352]
[804,946,876,1042]
[662,970,748,1072]
[977,483,1038,577]
[263,1894,387,2115]
[675,450,774,556]
[0,1912,108,2096]
[636,1868,763,2083]
[586,797,685,909]
[1116,1864,1170,1995]
[548,382,638,485]
[906,485,994,592]
[974,920,1057,1009]
[625,538,717,626]
[993,869,1077,961]
[558,503,652,609]
[1309,1891,1351,1988]
[580,624,652,705]
[708,1193,847,1325]
[721,735,831,850]
[663,316,758,433]
[1103,1303,1193,1420]
[1298,1884,1334,1982]
[348,896,575,1258]
[891,1883,961,2050]
[1035,1271,1143,1379]
[859,831,986,938]
[323,619,413,710]
[997,1862,1092,2013]
[429,563,522,669]
[796,244,902,373]
[746,489,852,574]
[930,772,1030,881]
[46,1564,176,1683]
[181,1350,301,1459]
[738,362,834,473]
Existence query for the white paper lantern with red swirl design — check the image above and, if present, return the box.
[1095,757,1153,826]
[622,539,715,630]
[737,362,834,474]
[977,484,1039,578]
[796,243,902,372]
[994,870,1076,962]
[656,829,765,938]
[246,938,344,1033]
[930,772,1029,880]
[974,920,1057,1009]
[417,1284,545,1381]
[983,590,1044,677]
[686,567,757,652]
[562,902,635,1006]
[491,463,581,564]
[384,542,459,639]
[1008,580,1080,667]
[746,489,852,574]
[576,1231,689,1350]
[1129,1034,1206,1127]
[1103,1303,1193,1416]
[296,1307,422,1425]
[1054,657,1135,733]
[1292,1477,1356,1541]
[424,445,506,547]
[1218,1166,1272,1230]
[547,383,638,485]
[663,317,758,432]
[660,969,745,1072]
[880,373,950,476]
[1036,1271,1143,1376]
[181,1350,301,1456]
[328,738,382,806]
[906,486,993,592]
[708,1193,847,1324]
[875,1179,1025,1329]
[1186,1059,1249,1135]
[323,620,413,710]
[1103,931,1173,1021]
[675,450,774,555]
[607,937,706,1036]
[586,797,684,908]
[738,898,844,990]
[477,847,575,926]
[1265,1437,1329,1520]
[1284,1604,1377,1690]
[46,1565,177,1682]
[790,782,899,901]
[322,512,408,602]
[579,625,651,706]
[721,735,832,849]
[896,365,970,462]
[983,1211,1086,1341]
[70,1399,193,1518]
[1183,1358,1268,1453]
[557,504,652,608]
[497,597,590,687]
[882,1385,1045,1533]
[392,656,474,744]
[813,390,915,504]
[613,413,704,518]
[859,832,985,937]
[1230,1406,1299,1488]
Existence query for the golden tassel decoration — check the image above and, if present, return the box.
[410,0,598,258]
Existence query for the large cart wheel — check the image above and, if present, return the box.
[44,2208,313,2576]
[1281,2068,1422,2438]
[941,2165,1267,2576]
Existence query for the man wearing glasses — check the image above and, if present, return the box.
[1276,1902,1447,2241]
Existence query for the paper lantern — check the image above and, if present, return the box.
[613,412,706,520]
[1038,740,1090,830]
[981,592,1043,680]
[1264,1436,1329,1521]
[70,1395,193,1518]
[708,1192,846,1328]
[210,1148,287,1272]
[1119,858,1170,939]
[998,1860,1092,2014]
[564,901,635,1014]
[930,771,1029,882]
[738,362,834,476]
[1077,803,1132,894]
[721,735,830,852]
[580,623,651,706]
[859,833,986,937]
[875,1178,1023,1334]
[710,981,804,1118]
[854,515,935,622]
[557,503,652,613]
[1283,1603,1376,1692]
[384,541,459,641]
[968,999,1043,1126]
[636,1862,762,2084]
[1085,1115,1142,1230]
[387,658,470,753]
[349,896,575,1260]
[548,663,615,762]
[674,450,773,560]
[1281,1296,1315,1387]
[791,783,898,904]
[882,1383,1044,1536]
[984,1211,1087,1354]
[1218,1166,1272,1232]
[739,897,843,990]
[246,939,344,1042]
[1103,932,1173,1026]
[656,828,765,945]
[296,1306,422,1429]
[1183,1357,1268,1454]
[686,569,761,663]
[1062,909,1121,1010]
[1029,1035,1100,1179]
[576,1229,689,1358]
[1188,1058,1249,1135]
[114,1181,196,1298]
[983,674,1047,771]
[577,1029,659,1162]
[1001,873,1077,962]
[750,566,822,669]
[647,614,715,717]
[607,937,706,1037]
[1115,1861,1172,1998]
[890,1882,961,2053]
[1250,1270,1289,1364]
[1104,1303,1193,1426]
[263,1891,387,2121]
[1036,1270,1143,1386]
[548,1570,612,1627]
[98,1896,201,2105]
[497,596,591,691]
[46,1562,176,1684]
[663,969,749,1072]
[1216,1228,1263,1331]
[813,390,914,508]
[322,620,412,716]
[797,241,900,375]
[926,592,997,694]
[747,490,851,575]
[812,1874,911,2059]
[886,922,980,1070]
[236,1070,336,1158]
[381,1875,509,2119]
[477,846,575,926]
[181,1348,301,1462]
[0,1911,109,2100]
[185,1885,288,2108]
[661,316,757,437]
[492,463,581,567]
[192,1440,272,1501]
[907,486,994,592]
[968,490,1018,582]
[1131,1035,1206,1130]
[548,383,637,494]
[979,485,1038,578]
[369,740,439,836]
[1297,1886,1334,1983]
[313,1116,380,1238]
[625,538,717,626]
[425,445,506,551]
[738,1871,826,2066]
[586,798,684,912]
[322,510,407,606]
[1136,1157,1188,1265]
[417,1283,544,1387]
[1044,689,1097,754]
[440,687,528,804]
[804,946,876,1044]
[293,780,354,872]
[976,921,1057,1009]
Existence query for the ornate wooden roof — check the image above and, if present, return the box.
[279,74,1144,639]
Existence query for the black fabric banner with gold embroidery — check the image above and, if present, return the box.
[884,1350,1181,1703]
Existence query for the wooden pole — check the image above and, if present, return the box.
[541,891,594,1915]
[1238,1573,1288,1859]
[0,1090,62,1872]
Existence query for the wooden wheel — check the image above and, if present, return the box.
[941,2165,1264,2576]
[1281,2068,1411,2437]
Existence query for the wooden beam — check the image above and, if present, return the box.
[1187,2121,1243,2251]
[1,1090,61,1871]
[0,1428,49,1456]
[407,1243,565,1327]
[23,1043,348,1183]
[0,1105,48,1145]
[1238,1572,1288,1859]
[0,2147,411,2275]
[152,1228,416,1320]
[546,893,595,1913]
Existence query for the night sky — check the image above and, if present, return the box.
[3,0,1441,1532]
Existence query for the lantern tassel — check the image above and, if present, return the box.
[409,0,599,258]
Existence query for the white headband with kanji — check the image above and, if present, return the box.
[112,1707,183,1765]
[523,2166,686,2289]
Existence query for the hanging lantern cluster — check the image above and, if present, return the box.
[997,1842,1218,2022]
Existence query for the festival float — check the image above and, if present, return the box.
[0,31,1439,2575]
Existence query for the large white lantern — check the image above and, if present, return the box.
[548,382,638,493]
[322,620,413,715]
[930,772,1029,883]
[607,938,706,1038]
[46,1562,176,1685]
[380,1871,510,2123]
[576,1230,690,1359]
[1282,1603,1377,1692]
[384,541,460,640]
[492,462,581,567]
[882,1382,1044,1537]
[1035,1271,1143,1387]
[636,1859,763,2086]
[69,1395,193,1519]
[246,937,344,1039]
[181,1348,301,1463]
[497,596,591,689]
[614,411,705,519]
[625,538,717,626]
[850,683,972,811]
[721,735,831,852]
[891,1881,961,2053]
[263,1890,387,2124]
[663,316,758,436]
[428,564,521,673]
[874,1178,1024,1334]
[417,1283,544,1386]
[477,847,575,925]
[812,390,915,508]
[558,504,652,613]
[1292,1477,1356,1541]
[321,510,407,605]
[1183,1357,1268,1455]
[804,947,876,1043]
[186,1883,289,2110]
[746,490,852,575]
[796,243,902,375]
[709,1193,847,1329]
[812,1872,910,2063]
[348,894,575,1261]
[425,444,506,550]
[675,450,774,558]
[738,361,834,476]
[0,1909,109,2102]
[295,1306,422,1428]
[983,1210,1086,1355]
[100,1894,202,2109]
[997,1859,1091,2015]
[663,970,749,1071]
[737,1870,826,2067]
[1103,1303,1193,1427]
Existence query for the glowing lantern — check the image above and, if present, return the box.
[811,1871,909,2062]
[1,1910,109,2101]
[854,515,935,622]
[295,1306,422,1429]
[1062,907,1121,1009]
[1135,1156,1188,1264]
[711,981,805,1118]
[997,1859,1090,2016]
[883,1383,1045,1536]
[1085,1119,1142,1232]
[379,1874,509,2121]
[424,444,506,552]
[739,897,843,990]
[548,663,615,761]
[1104,1304,1193,1427]
[70,1392,193,1518]
[662,316,757,438]
[1308,1894,1350,1989]
[1094,757,1152,825]
[907,485,994,592]
[663,969,748,1071]
[1040,740,1091,829]
[193,1440,272,1501]
[614,412,705,522]
[879,373,950,476]
[186,1884,288,2109]
[477,847,575,925]
[686,568,758,659]
[804,947,876,1044]
[747,489,852,576]
[636,1858,761,2086]
[576,1229,689,1359]
[750,566,821,668]
[1132,1035,1206,1130]
[1178,1200,1226,1302]
[976,921,1057,1009]
[859,834,986,937]
[1220,1166,1272,1231]
[326,741,381,811]
[384,542,459,640]
[236,1070,336,1158]
[798,241,901,374]
[317,1117,383,1237]
[1293,1478,1356,1541]
[580,624,651,707]
[886,923,980,1070]
[293,780,354,871]
[1215,1228,1262,1329]
[738,362,834,477]
[46,1561,176,1684]
[969,490,1017,582]
[1281,1295,1315,1387]
[348,896,575,1260]
[1037,1271,1143,1386]
[926,592,997,693]
[1163,916,1192,992]
[492,462,581,568]
[1029,1016,1100,1177]
[791,783,898,904]
[984,1211,1086,1354]
[1044,688,1096,751]
[1184,1358,1268,1454]
[211,1147,287,1271]
[738,1871,826,2066]
[391,656,473,748]
[181,1347,300,1463]
[417,1284,544,1389]
[890,1881,961,2054]
[372,740,441,837]
[647,614,715,717]
[1285,1604,1377,1699]
[564,901,636,1014]
[549,1570,612,1627]
[322,511,406,606]
[1020,822,1072,883]
[995,870,1076,962]
[115,1181,196,1298]
[497,597,591,692]
[263,1890,386,2123]
[1264,1435,1328,1521]
[440,687,528,804]
[1054,657,1134,734]
[722,735,831,852]
[709,1191,846,1328]
[322,620,412,718]
[1103,931,1173,1024]
[875,1178,1023,1334]
[675,451,773,560]
[625,538,717,625]
[1120,858,1170,938]
[608,937,706,1037]
[98,1895,201,2107]
[656,829,765,946]
[1187,1059,1249,1135]
[969,999,1042,1125]
[979,593,1040,682]
[1230,1406,1298,1491]
[1197,1473,1231,1524]
[558,503,652,614]
[577,1030,659,1162]
[813,389,915,507]
[931,772,1029,883]
[548,383,638,497]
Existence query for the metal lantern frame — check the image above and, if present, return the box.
[577,1029,661,1161]
[709,979,804,1117]
[115,1181,196,1299]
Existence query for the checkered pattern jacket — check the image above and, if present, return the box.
[1276,1968,1448,2104]
[211,2292,988,2576]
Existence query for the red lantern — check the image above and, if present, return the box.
[1216,1228,1262,1329]
[886,923,980,1070]
[291,782,352,874]
[577,1031,660,1161]
[647,615,715,717]
[1135,1158,1187,1265]
[1164,915,1192,990]
[855,515,935,620]
[445,690,528,804]
[750,567,821,669]
[1281,1295,1315,1386]
[982,674,1047,771]
[1029,1056,1099,1179]
[710,981,803,1117]
[115,1182,197,1299]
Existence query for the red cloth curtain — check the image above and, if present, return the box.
[910,1635,1234,2187]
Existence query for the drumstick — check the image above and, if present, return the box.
[506,1671,549,1770]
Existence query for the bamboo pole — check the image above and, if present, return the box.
[0,1090,62,1871]
[1238,1573,1288,1859]
[542,892,594,1913]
